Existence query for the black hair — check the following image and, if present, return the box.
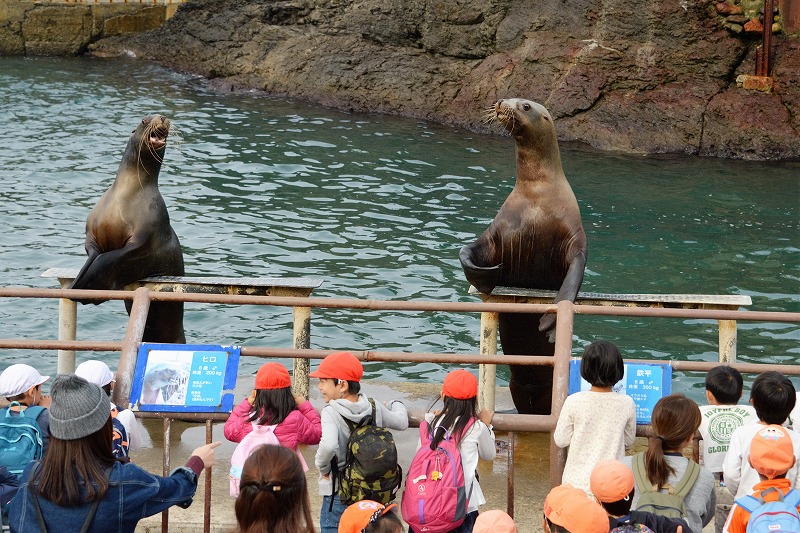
[364,509,405,533]
[751,371,796,425]
[249,387,297,426]
[429,395,478,450]
[599,488,635,516]
[580,340,624,388]
[705,365,743,404]
[101,383,112,397]
[331,378,361,396]
[544,516,571,533]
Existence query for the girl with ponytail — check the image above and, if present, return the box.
[622,394,716,533]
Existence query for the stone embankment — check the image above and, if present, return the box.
[2,0,799,160]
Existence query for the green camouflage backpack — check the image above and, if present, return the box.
[336,398,402,506]
[632,452,700,518]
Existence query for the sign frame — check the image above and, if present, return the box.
[129,343,240,413]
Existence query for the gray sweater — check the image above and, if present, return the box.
[622,454,716,533]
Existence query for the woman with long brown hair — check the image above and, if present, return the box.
[233,444,315,533]
[8,374,219,533]
[622,393,715,533]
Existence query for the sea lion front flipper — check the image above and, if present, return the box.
[459,243,502,295]
[537,249,587,341]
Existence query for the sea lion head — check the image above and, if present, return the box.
[494,98,553,138]
[130,114,170,162]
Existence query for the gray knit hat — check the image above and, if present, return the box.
[49,374,110,440]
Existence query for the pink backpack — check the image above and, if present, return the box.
[229,422,279,497]
[401,419,475,533]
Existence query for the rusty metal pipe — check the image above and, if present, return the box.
[115,287,151,409]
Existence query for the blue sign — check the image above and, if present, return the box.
[568,360,671,424]
[130,343,240,413]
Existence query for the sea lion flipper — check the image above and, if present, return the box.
[459,244,502,294]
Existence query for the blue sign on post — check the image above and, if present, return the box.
[130,343,240,413]
[568,360,672,424]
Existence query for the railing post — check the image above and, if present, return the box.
[57,297,77,374]
[114,287,151,409]
[293,306,311,399]
[550,300,574,488]
[478,310,499,411]
[719,319,737,363]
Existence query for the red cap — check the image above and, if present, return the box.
[309,351,363,382]
[590,459,635,502]
[442,369,478,400]
[544,484,609,533]
[254,362,291,390]
[338,500,397,533]
[750,424,796,479]
[474,509,517,533]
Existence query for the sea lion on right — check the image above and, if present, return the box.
[460,98,588,415]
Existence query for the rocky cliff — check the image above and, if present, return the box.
[88,0,800,160]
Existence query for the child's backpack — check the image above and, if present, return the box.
[735,487,800,533]
[0,403,45,479]
[336,398,402,506]
[631,452,700,518]
[110,404,129,460]
[229,422,280,497]
[610,525,656,533]
[401,419,476,533]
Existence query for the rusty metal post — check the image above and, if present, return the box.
[162,417,171,533]
[719,319,737,363]
[550,300,574,488]
[113,287,151,409]
[204,419,212,533]
[293,306,311,399]
[478,311,499,411]
[507,431,515,518]
[57,297,77,374]
[758,0,776,75]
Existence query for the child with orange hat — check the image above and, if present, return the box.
[339,500,404,533]
[312,351,409,533]
[406,369,495,532]
[224,361,321,458]
[723,425,800,533]
[590,459,689,533]
[542,483,609,533]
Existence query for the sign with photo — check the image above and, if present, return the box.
[568,360,672,424]
[130,343,240,413]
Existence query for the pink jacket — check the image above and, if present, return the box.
[224,399,321,450]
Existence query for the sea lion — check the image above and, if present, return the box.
[69,115,186,344]
[141,364,183,404]
[459,98,587,415]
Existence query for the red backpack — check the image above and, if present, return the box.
[401,419,475,533]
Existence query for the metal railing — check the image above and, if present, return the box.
[1,283,799,531]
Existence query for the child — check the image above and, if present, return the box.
[473,510,517,533]
[723,424,800,533]
[312,351,408,533]
[224,361,321,458]
[542,483,610,533]
[75,359,143,455]
[622,394,716,533]
[339,501,404,533]
[553,340,636,492]
[723,370,800,499]
[233,444,315,533]
[0,363,51,455]
[590,459,689,533]
[697,365,755,533]
[408,369,495,533]
[8,374,220,532]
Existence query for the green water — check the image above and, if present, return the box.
[0,56,798,403]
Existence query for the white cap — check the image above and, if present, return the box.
[0,364,50,397]
[74,360,115,388]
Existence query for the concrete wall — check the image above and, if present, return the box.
[0,0,184,56]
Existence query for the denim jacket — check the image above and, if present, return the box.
[8,459,200,533]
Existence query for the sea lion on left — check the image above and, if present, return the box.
[70,115,186,344]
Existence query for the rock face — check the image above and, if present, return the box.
[79,0,800,159]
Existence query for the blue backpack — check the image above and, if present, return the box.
[110,404,129,460]
[0,403,45,478]
[735,487,800,533]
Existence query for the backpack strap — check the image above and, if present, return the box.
[671,460,700,501]
[6,403,45,422]
[735,493,764,514]
[632,452,654,492]
[783,489,800,509]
